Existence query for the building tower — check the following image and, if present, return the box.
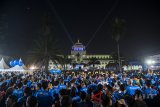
[70,40,86,63]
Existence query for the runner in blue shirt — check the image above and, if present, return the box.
[35,81,53,107]
[12,82,24,99]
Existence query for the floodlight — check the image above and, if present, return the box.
[30,66,36,70]
[152,60,155,64]
[146,59,155,65]
[146,60,152,65]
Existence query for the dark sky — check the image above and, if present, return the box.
[0,0,160,59]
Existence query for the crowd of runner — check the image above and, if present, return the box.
[0,70,160,107]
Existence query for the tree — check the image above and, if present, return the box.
[112,18,126,69]
[28,13,62,72]
[59,55,72,70]
[28,35,61,72]
[88,57,100,68]
[111,52,118,63]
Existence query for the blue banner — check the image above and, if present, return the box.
[50,69,62,74]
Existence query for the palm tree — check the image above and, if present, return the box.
[59,55,72,70]
[88,57,100,68]
[111,52,118,63]
[28,35,61,72]
[112,18,126,69]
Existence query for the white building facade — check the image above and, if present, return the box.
[49,40,114,70]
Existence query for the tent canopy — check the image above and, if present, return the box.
[0,58,10,69]
[6,65,27,71]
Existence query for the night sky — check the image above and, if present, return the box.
[0,0,160,59]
